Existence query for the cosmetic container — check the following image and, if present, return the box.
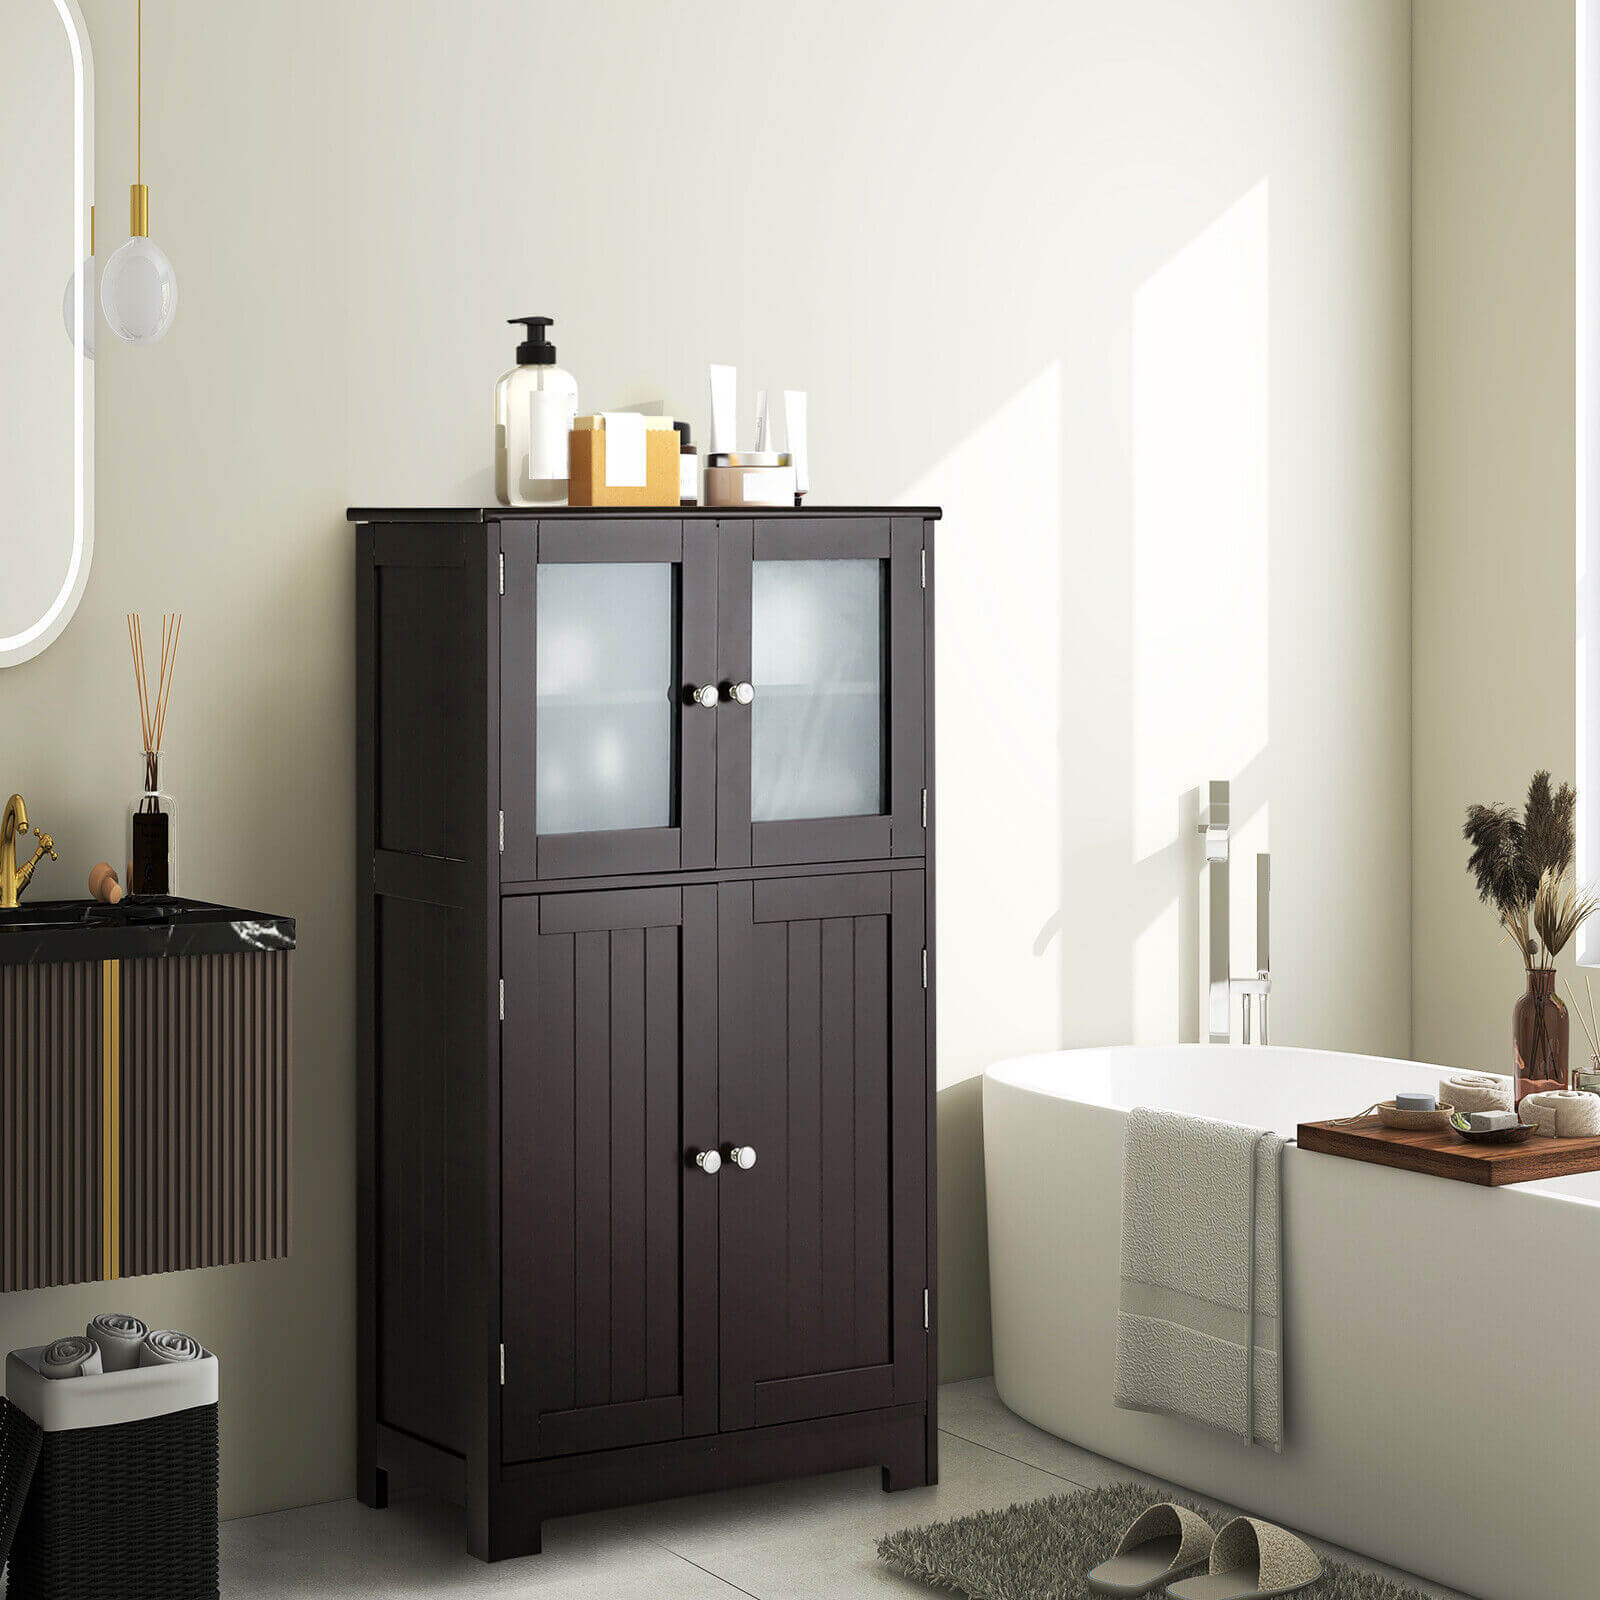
[674,421,699,505]
[704,452,796,508]
[568,414,680,506]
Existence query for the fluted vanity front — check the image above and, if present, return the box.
[0,897,296,1291]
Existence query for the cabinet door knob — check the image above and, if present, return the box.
[727,1145,757,1171]
[725,681,755,706]
[692,1149,722,1174]
[688,684,719,709]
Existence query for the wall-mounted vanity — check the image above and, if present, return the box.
[0,898,296,1292]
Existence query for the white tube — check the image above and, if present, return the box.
[754,389,769,451]
[709,364,737,455]
[785,390,809,496]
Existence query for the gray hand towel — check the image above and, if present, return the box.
[1113,1107,1285,1451]
[139,1329,202,1367]
[41,1336,104,1379]
[87,1312,149,1372]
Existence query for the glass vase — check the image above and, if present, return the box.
[1512,967,1569,1105]
[126,750,179,896]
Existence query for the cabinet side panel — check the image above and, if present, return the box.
[375,537,474,859]
[119,952,291,1278]
[374,898,470,1454]
[1,962,102,1292]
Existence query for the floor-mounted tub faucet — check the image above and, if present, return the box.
[1197,779,1271,1044]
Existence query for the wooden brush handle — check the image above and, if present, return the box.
[88,862,124,904]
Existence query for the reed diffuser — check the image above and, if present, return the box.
[125,612,182,895]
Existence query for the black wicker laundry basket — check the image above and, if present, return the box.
[2,1346,219,1600]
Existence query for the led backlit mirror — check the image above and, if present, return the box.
[1,0,94,668]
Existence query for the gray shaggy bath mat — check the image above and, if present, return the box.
[878,1482,1436,1600]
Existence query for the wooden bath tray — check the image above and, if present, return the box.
[1297,1114,1600,1186]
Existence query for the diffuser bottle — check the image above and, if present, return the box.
[127,751,179,895]
[495,316,579,506]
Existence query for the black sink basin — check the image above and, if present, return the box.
[0,896,295,965]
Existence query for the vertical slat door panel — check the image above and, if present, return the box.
[718,872,927,1431]
[502,889,715,1461]
[119,952,292,1280]
[0,963,101,1292]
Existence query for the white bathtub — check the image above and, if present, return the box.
[984,1044,1599,1600]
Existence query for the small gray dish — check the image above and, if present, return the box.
[1448,1111,1537,1145]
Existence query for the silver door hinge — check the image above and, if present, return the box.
[921,949,928,989]
[498,810,505,853]
[500,1343,506,1385]
[920,788,928,829]
[923,1289,930,1331]
[499,551,505,595]
[920,548,927,588]
[499,979,505,1021]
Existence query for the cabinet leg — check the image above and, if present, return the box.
[469,1508,542,1562]
[880,1445,931,1493]
[358,1463,389,1510]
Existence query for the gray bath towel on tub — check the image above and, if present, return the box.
[1114,1107,1285,1451]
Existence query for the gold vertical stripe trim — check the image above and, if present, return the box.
[111,959,119,1279]
[101,960,120,1281]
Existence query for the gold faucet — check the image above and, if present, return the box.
[1,794,58,909]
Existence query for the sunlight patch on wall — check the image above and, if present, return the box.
[1131,180,1270,1038]
[907,364,1064,1085]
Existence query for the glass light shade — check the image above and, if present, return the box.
[100,236,178,344]
[61,256,97,358]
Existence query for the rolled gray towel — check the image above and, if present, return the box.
[87,1311,149,1372]
[41,1335,105,1379]
[139,1329,203,1367]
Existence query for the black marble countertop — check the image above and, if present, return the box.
[0,897,296,968]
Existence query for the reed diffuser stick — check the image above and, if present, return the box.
[126,611,182,790]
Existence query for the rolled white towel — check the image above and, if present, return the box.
[139,1329,203,1367]
[87,1311,149,1372]
[41,1334,104,1379]
[1519,1090,1600,1138]
[1441,1072,1515,1115]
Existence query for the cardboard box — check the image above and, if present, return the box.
[567,414,681,506]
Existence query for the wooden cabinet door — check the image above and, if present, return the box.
[501,519,719,881]
[716,872,928,1430]
[501,887,719,1461]
[715,517,926,868]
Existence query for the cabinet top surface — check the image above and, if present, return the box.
[347,505,941,524]
[0,896,296,968]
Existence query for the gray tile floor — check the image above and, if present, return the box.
[222,1379,1475,1598]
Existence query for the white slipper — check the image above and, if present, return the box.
[1086,1502,1217,1595]
[1166,1515,1323,1598]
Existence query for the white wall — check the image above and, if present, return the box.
[0,0,1413,1515]
[1412,0,1578,1070]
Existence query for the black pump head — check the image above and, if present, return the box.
[509,316,556,364]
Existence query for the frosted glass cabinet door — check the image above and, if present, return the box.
[536,562,675,834]
[500,519,718,880]
[715,517,927,868]
[751,560,885,821]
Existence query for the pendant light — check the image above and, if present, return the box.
[61,205,96,358]
[101,0,177,344]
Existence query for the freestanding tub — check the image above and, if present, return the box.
[984,1044,1598,1600]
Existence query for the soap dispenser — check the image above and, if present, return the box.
[495,316,579,506]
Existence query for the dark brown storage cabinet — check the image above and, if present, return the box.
[353,506,938,1559]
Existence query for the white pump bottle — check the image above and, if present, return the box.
[495,316,579,506]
